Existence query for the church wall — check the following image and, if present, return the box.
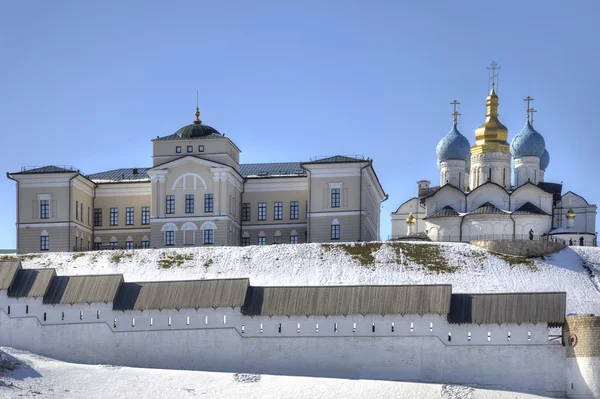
[425,218,462,241]
[510,184,553,214]
[0,296,566,397]
[514,215,552,240]
[391,198,426,238]
[467,184,509,212]
[426,187,466,216]
[514,156,541,187]
[462,216,513,241]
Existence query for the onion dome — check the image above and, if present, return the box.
[540,149,550,170]
[471,84,510,155]
[406,212,416,225]
[436,124,471,162]
[566,206,576,220]
[510,120,546,158]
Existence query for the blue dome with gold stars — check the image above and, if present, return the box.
[510,121,545,158]
[436,124,471,162]
[540,148,550,170]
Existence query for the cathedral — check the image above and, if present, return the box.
[391,78,597,246]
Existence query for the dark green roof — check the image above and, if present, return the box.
[240,162,306,178]
[469,202,507,215]
[11,165,78,175]
[88,168,150,183]
[424,206,460,219]
[513,202,549,216]
[155,122,223,141]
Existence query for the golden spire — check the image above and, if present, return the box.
[471,77,510,155]
[406,212,416,225]
[194,90,202,124]
[451,100,461,125]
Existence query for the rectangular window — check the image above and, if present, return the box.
[203,229,214,245]
[88,207,90,225]
[242,237,250,246]
[204,194,213,212]
[141,207,150,225]
[141,241,150,249]
[258,236,266,246]
[40,236,49,251]
[126,207,134,225]
[242,203,251,221]
[198,145,204,152]
[331,224,340,240]
[185,194,194,213]
[176,146,181,153]
[111,241,118,250]
[81,203,83,223]
[274,202,283,220]
[166,195,175,214]
[94,242,101,250]
[187,145,193,153]
[290,201,299,220]
[290,235,298,244]
[110,208,118,226]
[258,202,267,221]
[331,188,341,208]
[40,200,50,219]
[94,208,102,226]
[125,241,134,250]
[165,231,175,246]
[76,201,79,220]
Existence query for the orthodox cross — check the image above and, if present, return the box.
[524,96,534,119]
[487,61,501,91]
[529,107,537,125]
[450,100,461,125]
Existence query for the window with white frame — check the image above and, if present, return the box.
[258,236,266,246]
[242,203,251,221]
[204,194,213,212]
[126,207,134,225]
[110,208,118,226]
[141,207,150,225]
[242,237,250,246]
[40,200,50,219]
[141,241,150,249]
[290,201,299,220]
[76,201,79,220]
[274,202,283,220]
[81,203,83,223]
[198,145,204,152]
[258,202,267,221]
[331,223,340,240]
[203,229,214,245]
[40,235,49,251]
[185,194,194,213]
[331,188,341,208]
[187,145,193,153]
[290,234,298,244]
[94,208,102,226]
[166,195,175,214]
[176,146,181,153]
[125,241,134,250]
[110,241,118,249]
[165,231,175,246]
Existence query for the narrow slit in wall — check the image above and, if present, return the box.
[507,331,511,341]
[278,323,281,333]
[186,316,190,326]
[334,322,338,333]
[260,323,263,333]
[468,332,471,341]
[410,322,414,333]
[372,323,375,333]
[150,317,153,326]
[429,322,433,332]
[132,318,135,327]
[528,331,531,341]
[223,315,226,324]
[353,322,356,333]
[487,332,491,342]
[97,310,100,319]
[316,323,319,333]
[391,322,394,333]
[241,324,245,333]
[62,312,65,321]
[205,315,208,325]
[43,312,46,321]
[26,305,29,314]
[7,306,10,315]
[448,332,452,342]
[297,323,300,333]
[113,319,117,328]
[80,311,83,320]
[168,317,172,326]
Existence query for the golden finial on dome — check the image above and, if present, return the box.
[406,212,416,225]
[566,199,576,220]
[194,90,202,124]
[471,62,510,155]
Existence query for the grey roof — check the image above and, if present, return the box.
[424,206,460,219]
[113,278,250,311]
[418,186,441,199]
[0,260,21,291]
[11,165,77,175]
[240,162,306,178]
[43,274,124,305]
[469,202,507,215]
[88,168,150,183]
[242,284,452,317]
[513,202,549,216]
[304,155,366,164]
[448,292,567,326]
[8,268,56,298]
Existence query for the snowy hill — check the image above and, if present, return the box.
[6,241,600,315]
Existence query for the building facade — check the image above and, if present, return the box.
[8,109,386,254]
[391,84,597,245]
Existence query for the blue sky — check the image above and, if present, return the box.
[0,1,598,248]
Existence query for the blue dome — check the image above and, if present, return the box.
[436,124,471,162]
[540,149,550,170]
[510,121,545,158]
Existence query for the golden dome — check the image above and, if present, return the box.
[566,207,576,220]
[471,84,511,155]
[406,212,416,225]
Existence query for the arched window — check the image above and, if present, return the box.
[161,222,178,246]
[181,222,198,245]
[171,173,208,191]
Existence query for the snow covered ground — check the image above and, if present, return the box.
[0,347,558,399]
[10,241,600,314]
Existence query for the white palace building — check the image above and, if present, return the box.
[391,83,597,246]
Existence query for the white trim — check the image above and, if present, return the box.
[258,231,266,237]
[308,210,361,217]
[242,231,250,238]
[40,230,48,236]
[150,216,227,223]
[171,173,208,191]
[161,223,179,232]
[331,219,340,225]
[181,222,198,231]
[95,183,151,197]
[37,194,52,201]
[19,222,70,228]
[274,230,282,237]
[93,228,151,234]
[200,221,217,230]
[328,182,344,189]
[242,223,307,230]
[72,177,95,197]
